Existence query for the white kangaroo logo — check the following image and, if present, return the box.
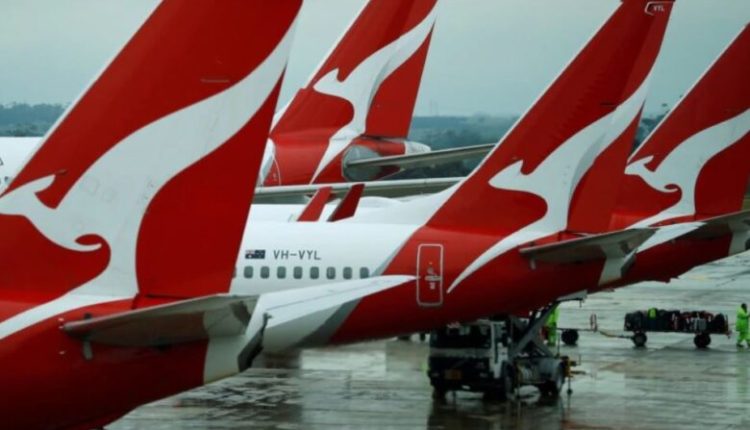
[0,26,296,340]
[627,108,750,227]
[309,5,437,181]
[449,76,652,292]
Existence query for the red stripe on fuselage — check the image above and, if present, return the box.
[332,229,603,342]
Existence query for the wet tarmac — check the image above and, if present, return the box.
[111,253,750,429]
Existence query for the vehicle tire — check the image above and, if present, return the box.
[483,388,503,401]
[540,363,565,397]
[397,334,411,341]
[632,332,647,348]
[694,333,711,349]
[561,329,579,346]
[500,364,515,401]
[431,384,447,400]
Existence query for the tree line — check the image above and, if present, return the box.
[0,103,667,180]
[0,103,66,136]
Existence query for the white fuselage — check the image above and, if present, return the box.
[228,220,420,295]
[0,137,39,188]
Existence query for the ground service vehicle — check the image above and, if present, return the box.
[427,307,569,400]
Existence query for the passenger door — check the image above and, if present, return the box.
[417,244,444,307]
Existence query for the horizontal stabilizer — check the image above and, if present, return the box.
[253,177,460,203]
[683,210,750,240]
[265,275,413,324]
[62,295,259,347]
[259,275,414,351]
[520,228,655,265]
[345,142,494,171]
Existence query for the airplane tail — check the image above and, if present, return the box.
[270,0,438,182]
[614,24,750,228]
[0,1,301,302]
[426,0,674,235]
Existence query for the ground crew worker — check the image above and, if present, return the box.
[545,305,560,346]
[737,303,750,348]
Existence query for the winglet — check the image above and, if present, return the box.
[296,186,333,221]
[328,183,365,221]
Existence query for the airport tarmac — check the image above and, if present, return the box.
[111,253,750,429]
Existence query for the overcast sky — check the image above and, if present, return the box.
[1,0,748,116]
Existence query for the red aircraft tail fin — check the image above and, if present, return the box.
[614,24,750,228]
[427,0,674,236]
[0,1,301,301]
[271,0,438,183]
[565,2,672,233]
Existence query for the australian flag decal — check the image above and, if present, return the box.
[245,249,266,260]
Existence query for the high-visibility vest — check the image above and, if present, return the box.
[546,306,560,327]
[736,307,749,332]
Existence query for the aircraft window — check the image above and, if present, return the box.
[326,267,336,280]
[243,266,253,279]
[310,266,319,279]
[277,266,287,279]
[343,267,352,279]
[360,267,370,279]
[261,266,270,279]
[293,266,303,279]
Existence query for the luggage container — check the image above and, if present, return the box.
[624,309,730,348]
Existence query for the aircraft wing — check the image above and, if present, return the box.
[345,142,495,172]
[519,228,655,265]
[253,177,460,203]
[62,294,259,347]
